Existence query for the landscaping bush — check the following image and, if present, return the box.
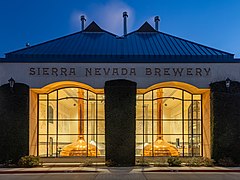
[167,157,182,167]
[186,157,214,167]
[18,155,41,168]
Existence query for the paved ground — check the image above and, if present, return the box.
[0,167,240,180]
[0,172,240,180]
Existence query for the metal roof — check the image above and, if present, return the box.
[3,21,235,63]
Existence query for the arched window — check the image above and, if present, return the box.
[38,87,105,157]
[136,88,202,157]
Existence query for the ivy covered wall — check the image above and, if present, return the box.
[104,79,136,166]
[0,83,29,163]
[210,80,240,164]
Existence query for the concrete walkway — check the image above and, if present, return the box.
[0,166,240,174]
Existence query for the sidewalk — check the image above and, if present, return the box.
[0,166,240,174]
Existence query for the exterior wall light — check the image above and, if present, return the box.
[8,77,15,89]
[225,78,231,89]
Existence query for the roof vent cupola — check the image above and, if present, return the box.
[154,16,160,31]
[81,15,86,31]
[123,11,128,36]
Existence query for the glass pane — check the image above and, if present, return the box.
[144,102,152,120]
[88,120,96,134]
[193,135,201,156]
[193,95,201,101]
[193,121,201,134]
[184,91,192,100]
[153,89,163,100]
[163,88,182,99]
[136,120,143,134]
[39,101,47,120]
[97,120,105,134]
[97,94,105,101]
[162,98,182,120]
[153,100,158,120]
[88,134,96,142]
[58,120,79,134]
[39,120,47,134]
[88,102,96,120]
[49,91,57,100]
[58,88,79,99]
[48,100,57,133]
[143,135,152,156]
[193,101,201,120]
[97,135,105,156]
[58,98,78,120]
[136,100,143,119]
[144,120,152,134]
[185,134,193,156]
[144,91,152,100]
[39,135,47,157]
[136,94,143,101]
[97,101,105,120]
[88,91,96,101]
[58,134,79,151]
[39,94,47,100]
[184,101,192,122]
[48,136,56,157]
[162,120,182,134]
[153,120,159,134]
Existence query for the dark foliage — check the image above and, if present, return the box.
[0,83,29,164]
[104,79,136,166]
[210,81,240,165]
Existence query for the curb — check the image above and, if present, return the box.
[1,169,240,174]
[143,169,240,173]
[0,170,99,174]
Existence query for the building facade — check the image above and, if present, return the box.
[0,14,240,165]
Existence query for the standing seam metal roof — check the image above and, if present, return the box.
[3,21,235,63]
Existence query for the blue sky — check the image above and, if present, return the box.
[0,0,240,58]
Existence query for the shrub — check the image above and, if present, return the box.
[18,155,41,168]
[202,157,215,167]
[218,157,237,167]
[167,157,182,167]
[105,159,118,167]
[186,157,214,167]
[136,159,150,167]
[81,160,93,167]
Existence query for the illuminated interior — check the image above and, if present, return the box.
[38,87,105,157]
[136,88,202,157]
[37,83,202,157]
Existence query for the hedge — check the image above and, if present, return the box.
[104,79,136,166]
[210,80,240,164]
[0,83,29,164]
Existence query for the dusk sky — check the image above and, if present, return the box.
[0,0,240,58]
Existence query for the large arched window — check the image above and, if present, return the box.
[136,87,202,157]
[38,87,105,157]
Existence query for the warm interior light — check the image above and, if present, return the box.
[143,137,179,156]
[143,89,179,156]
[60,89,100,156]
[60,136,100,156]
